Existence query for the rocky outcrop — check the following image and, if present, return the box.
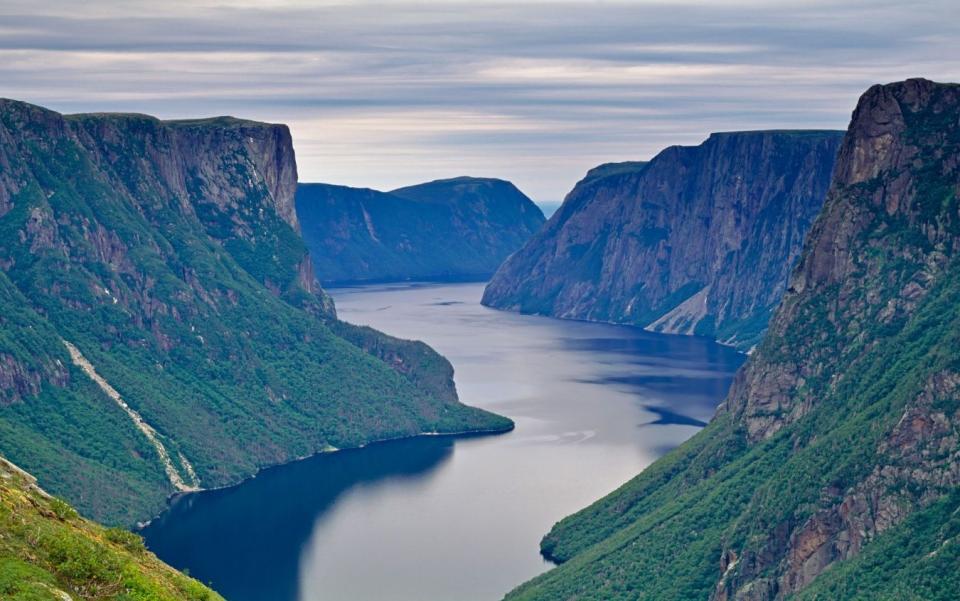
[504,79,960,601]
[62,111,331,313]
[482,131,843,350]
[296,177,545,283]
[0,99,510,524]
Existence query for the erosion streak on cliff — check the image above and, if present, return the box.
[62,340,198,492]
[0,98,510,525]
[483,131,843,350]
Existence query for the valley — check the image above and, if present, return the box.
[141,282,744,601]
[1,53,958,600]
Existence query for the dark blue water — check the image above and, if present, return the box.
[143,282,744,601]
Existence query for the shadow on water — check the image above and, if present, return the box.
[141,435,467,601]
[640,405,708,427]
[560,334,745,424]
[559,334,743,368]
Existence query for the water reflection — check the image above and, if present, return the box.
[143,436,462,600]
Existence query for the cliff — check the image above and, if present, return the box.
[296,176,544,284]
[0,455,223,600]
[0,99,510,525]
[504,79,960,601]
[482,131,843,350]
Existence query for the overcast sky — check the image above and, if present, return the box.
[1,0,958,201]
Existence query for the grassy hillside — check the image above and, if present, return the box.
[0,456,223,601]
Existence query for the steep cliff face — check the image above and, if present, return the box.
[64,112,331,314]
[296,176,544,283]
[505,79,960,601]
[0,455,223,600]
[711,77,960,600]
[483,131,843,349]
[0,99,510,525]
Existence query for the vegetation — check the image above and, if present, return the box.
[0,457,223,601]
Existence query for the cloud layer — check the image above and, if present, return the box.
[1,0,958,200]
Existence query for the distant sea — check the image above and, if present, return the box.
[536,201,562,218]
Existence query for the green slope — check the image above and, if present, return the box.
[0,456,222,601]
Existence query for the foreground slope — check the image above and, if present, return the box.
[483,131,842,349]
[506,79,960,600]
[0,456,222,601]
[0,100,509,525]
[296,177,544,283]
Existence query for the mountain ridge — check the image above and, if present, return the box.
[296,176,544,284]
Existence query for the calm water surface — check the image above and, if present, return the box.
[143,282,744,601]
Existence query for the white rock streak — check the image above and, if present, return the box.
[61,340,199,492]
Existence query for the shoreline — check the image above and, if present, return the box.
[477,302,753,354]
[137,420,515,530]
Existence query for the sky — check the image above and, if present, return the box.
[1,0,958,202]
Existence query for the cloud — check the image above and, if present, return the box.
[0,0,958,199]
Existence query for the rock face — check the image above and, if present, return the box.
[504,79,960,601]
[296,176,544,283]
[482,131,843,349]
[712,77,960,599]
[0,99,510,525]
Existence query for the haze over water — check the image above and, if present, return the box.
[143,282,744,601]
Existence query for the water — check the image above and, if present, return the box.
[142,282,744,601]
[536,200,563,218]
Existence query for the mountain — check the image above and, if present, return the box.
[0,100,511,525]
[482,131,844,350]
[504,78,960,601]
[295,176,545,284]
[0,455,222,601]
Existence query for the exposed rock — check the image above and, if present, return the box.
[0,354,42,404]
[482,130,843,350]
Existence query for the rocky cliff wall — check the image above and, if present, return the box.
[483,131,843,349]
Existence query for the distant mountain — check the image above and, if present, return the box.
[0,100,510,525]
[505,79,960,601]
[0,455,222,600]
[296,176,545,284]
[482,131,843,350]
